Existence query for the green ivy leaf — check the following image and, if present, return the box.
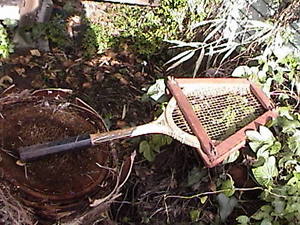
[278,107,294,120]
[278,117,300,134]
[187,167,206,187]
[189,209,201,222]
[246,130,265,142]
[139,140,150,153]
[232,66,251,77]
[236,215,250,225]
[200,196,208,204]
[260,218,273,225]
[272,199,285,214]
[252,156,266,167]
[285,202,300,214]
[143,146,155,162]
[256,144,272,159]
[247,126,277,157]
[246,126,274,143]
[249,141,263,152]
[273,72,285,85]
[139,140,155,161]
[222,150,240,164]
[257,70,267,82]
[252,205,272,220]
[252,156,278,187]
[164,136,173,145]
[287,130,300,155]
[269,141,282,155]
[146,79,166,101]
[220,178,235,197]
[151,134,165,146]
[217,193,238,222]
[293,172,300,181]
[259,126,275,142]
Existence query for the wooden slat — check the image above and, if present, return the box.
[250,82,275,110]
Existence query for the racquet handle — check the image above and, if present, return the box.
[18,127,137,162]
[18,134,92,162]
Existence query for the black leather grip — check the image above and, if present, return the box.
[18,134,92,162]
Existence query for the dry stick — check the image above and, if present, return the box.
[99,0,160,6]
[270,91,300,101]
[165,187,289,200]
[163,194,170,224]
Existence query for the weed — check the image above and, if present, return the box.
[46,15,72,48]
[0,24,14,58]
[21,14,72,50]
[82,21,115,56]
[139,134,173,162]
[81,0,211,58]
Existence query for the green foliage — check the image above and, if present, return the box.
[45,15,72,48]
[236,215,250,225]
[138,79,173,162]
[145,78,166,102]
[232,49,300,108]
[25,15,72,49]
[220,177,235,197]
[189,209,201,222]
[230,27,300,223]
[82,22,114,56]
[139,134,172,161]
[0,24,14,58]
[19,0,216,57]
[187,166,208,189]
[113,0,209,55]
[82,0,212,57]
[252,156,278,187]
[216,193,238,222]
[245,112,300,224]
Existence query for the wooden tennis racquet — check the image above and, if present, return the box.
[18,77,278,167]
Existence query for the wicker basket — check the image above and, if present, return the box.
[0,88,134,223]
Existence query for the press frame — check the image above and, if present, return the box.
[167,77,278,168]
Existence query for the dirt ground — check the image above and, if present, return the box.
[0,1,264,224]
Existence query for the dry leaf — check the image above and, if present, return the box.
[30,49,41,57]
[82,82,92,89]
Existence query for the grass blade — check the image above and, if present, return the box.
[219,44,238,65]
[204,20,225,43]
[193,48,205,78]
[166,50,196,71]
[192,19,223,30]
[164,49,194,66]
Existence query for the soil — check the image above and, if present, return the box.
[0,1,265,224]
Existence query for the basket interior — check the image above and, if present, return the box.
[0,99,111,199]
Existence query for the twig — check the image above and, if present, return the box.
[0,148,17,159]
[270,91,300,101]
[96,163,116,173]
[24,165,28,180]
[166,187,261,200]
[166,186,291,200]
[163,194,170,224]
